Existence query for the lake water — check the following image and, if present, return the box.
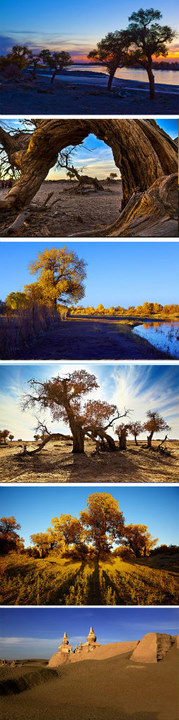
[132,322,179,358]
[67,65,179,87]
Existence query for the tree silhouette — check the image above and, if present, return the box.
[143,411,170,448]
[127,8,175,99]
[28,52,42,80]
[88,31,130,90]
[7,45,31,71]
[25,246,86,310]
[40,50,73,84]
[80,492,124,557]
[58,146,104,192]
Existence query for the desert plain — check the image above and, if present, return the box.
[0,438,179,483]
[0,635,178,720]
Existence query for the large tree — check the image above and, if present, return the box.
[80,493,124,557]
[88,31,130,91]
[127,9,175,99]
[24,246,86,309]
[23,370,125,454]
[0,516,24,555]
[124,523,158,557]
[143,411,170,448]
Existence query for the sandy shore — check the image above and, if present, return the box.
[0,72,178,114]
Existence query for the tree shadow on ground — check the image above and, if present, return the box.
[85,558,104,604]
[39,561,85,605]
[102,569,124,604]
[2,444,176,483]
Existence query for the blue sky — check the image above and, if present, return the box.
[1,1,178,60]
[0,608,178,659]
[1,119,178,180]
[0,242,179,307]
[0,363,178,440]
[0,486,178,547]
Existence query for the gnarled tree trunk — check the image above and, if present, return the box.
[0,119,177,235]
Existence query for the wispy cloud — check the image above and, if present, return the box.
[0,365,178,440]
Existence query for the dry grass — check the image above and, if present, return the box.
[0,439,178,483]
[0,552,178,606]
[0,305,56,359]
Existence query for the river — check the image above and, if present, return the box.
[132,322,179,358]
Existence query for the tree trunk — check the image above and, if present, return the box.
[119,433,127,450]
[134,435,138,446]
[147,432,153,448]
[107,70,115,91]
[51,70,56,85]
[72,425,85,453]
[0,120,177,234]
[146,64,155,100]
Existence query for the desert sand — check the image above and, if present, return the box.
[0,439,178,483]
[0,180,122,237]
[0,638,178,720]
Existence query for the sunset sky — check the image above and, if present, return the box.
[0,363,178,441]
[0,608,178,659]
[1,1,179,61]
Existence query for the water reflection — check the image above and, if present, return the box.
[132,322,179,358]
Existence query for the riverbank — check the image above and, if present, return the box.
[10,317,171,360]
[0,72,178,114]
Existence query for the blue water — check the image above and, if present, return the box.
[132,322,179,358]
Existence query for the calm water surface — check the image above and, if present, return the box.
[68,65,179,86]
[132,322,179,358]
